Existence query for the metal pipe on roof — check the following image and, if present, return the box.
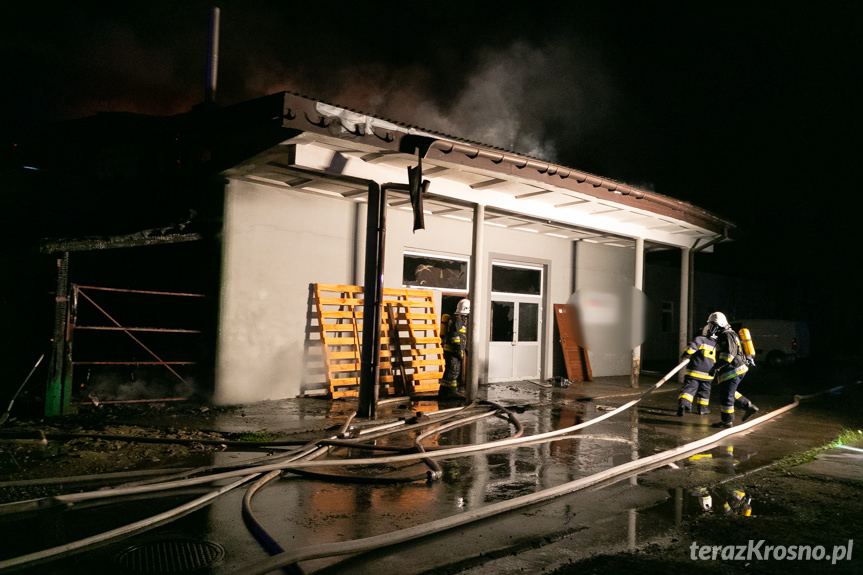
[205,7,220,104]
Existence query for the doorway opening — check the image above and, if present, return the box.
[488,262,544,382]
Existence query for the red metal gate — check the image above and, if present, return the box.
[68,284,206,405]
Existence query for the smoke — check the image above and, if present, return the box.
[414,40,616,162]
[85,367,200,402]
[6,3,620,169]
[253,38,617,164]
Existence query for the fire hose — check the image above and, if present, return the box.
[4,358,809,574]
[233,378,863,575]
[232,395,804,575]
[1,362,687,571]
[1,363,689,516]
[0,412,362,573]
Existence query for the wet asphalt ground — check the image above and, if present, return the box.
[1,358,861,575]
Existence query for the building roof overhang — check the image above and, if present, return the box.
[222,92,734,251]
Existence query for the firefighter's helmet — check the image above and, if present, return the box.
[456,299,471,315]
[707,311,729,328]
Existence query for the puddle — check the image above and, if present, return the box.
[675,444,757,477]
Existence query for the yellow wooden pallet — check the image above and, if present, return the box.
[382,289,445,395]
[314,284,443,399]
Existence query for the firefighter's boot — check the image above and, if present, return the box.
[438,381,466,401]
[741,404,759,422]
[734,392,759,422]
[677,394,693,417]
[712,406,734,428]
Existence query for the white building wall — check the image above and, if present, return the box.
[216,179,639,403]
[216,180,358,404]
[382,207,473,291]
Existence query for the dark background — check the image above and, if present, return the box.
[2,2,861,369]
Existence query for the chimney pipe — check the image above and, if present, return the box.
[205,7,220,105]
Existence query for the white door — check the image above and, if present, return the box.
[487,262,543,382]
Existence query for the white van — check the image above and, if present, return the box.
[731,319,811,367]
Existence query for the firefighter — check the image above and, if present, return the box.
[677,322,719,416]
[709,312,759,428]
[439,298,469,399]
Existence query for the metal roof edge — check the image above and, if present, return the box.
[425,139,735,233]
[265,91,735,234]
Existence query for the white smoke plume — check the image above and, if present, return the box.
[254,38,617,165]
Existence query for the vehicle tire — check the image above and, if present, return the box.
[767,351,785,367]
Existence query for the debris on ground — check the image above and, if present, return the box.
[551,377,573,388]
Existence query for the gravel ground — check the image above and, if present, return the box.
[0,403,265,503]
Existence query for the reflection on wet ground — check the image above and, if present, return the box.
[1,362,861,574]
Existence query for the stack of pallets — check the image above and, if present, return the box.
[313,284,444,399]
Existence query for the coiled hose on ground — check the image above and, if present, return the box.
[1,360,707,573]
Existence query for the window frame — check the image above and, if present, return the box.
[489,262,544,297]
[402,251,470,292]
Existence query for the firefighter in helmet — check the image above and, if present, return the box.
[440,298,469,399]
[709,312,759,428]
[677,320,719,416]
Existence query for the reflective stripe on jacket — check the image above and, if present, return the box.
[716,328,748,381]
[443,314,468,355]
[681,335,717,380]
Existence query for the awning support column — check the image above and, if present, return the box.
[631,237,644,388]
[678,247,690,383]
[468,204,485,400]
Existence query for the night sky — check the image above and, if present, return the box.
[2,2,861,348]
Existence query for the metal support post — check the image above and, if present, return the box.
[631,237,644,388]
[359,182,386,418]
[468,204,485,400]
[678,248,690,384]
[62,284,77,413]
[45,252,70,417]
[357,178,422,417]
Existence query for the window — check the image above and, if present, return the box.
[402,252,469,291]
[491,264,542,295]
[518,302,539,342]
[490,301,515,342]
